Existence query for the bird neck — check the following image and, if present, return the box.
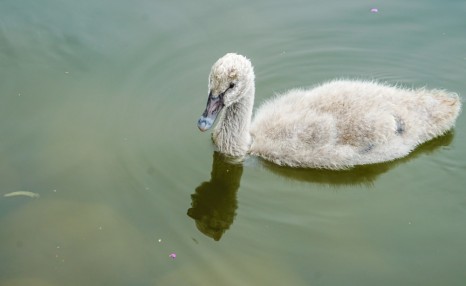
[213,84,255,157]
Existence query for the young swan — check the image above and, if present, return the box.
[197,53,461,169]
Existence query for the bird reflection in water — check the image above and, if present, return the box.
[188,132,454,240]
[187,152,243,241]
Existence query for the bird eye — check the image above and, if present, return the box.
[229,83,235,89]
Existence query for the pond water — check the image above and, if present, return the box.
[1,0,465,285]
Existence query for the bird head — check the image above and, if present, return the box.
[198,53,254,131]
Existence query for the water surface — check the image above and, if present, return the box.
[1,0,466,285]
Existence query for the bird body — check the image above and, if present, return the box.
[198,53,461,169]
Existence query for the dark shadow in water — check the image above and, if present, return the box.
[188,132,454,240]
[262,131,454,186]
[187,152,243,241]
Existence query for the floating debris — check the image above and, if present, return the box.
[169,253,177,259]
[158,239,162,243]
[4,191,40,198]
[370,8,379,13]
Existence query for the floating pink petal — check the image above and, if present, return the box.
[169,253,177,259]
[370,8,379,13]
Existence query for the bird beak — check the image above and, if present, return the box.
[198,91,224,132]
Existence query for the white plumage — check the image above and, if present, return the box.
[197,53,461,169]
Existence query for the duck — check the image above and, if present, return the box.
[197,53,461,170]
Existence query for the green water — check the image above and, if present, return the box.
[1,0,465,285]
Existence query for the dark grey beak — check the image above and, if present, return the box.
[198,92,224,132]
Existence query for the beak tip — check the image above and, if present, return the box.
[197,117,213,132]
